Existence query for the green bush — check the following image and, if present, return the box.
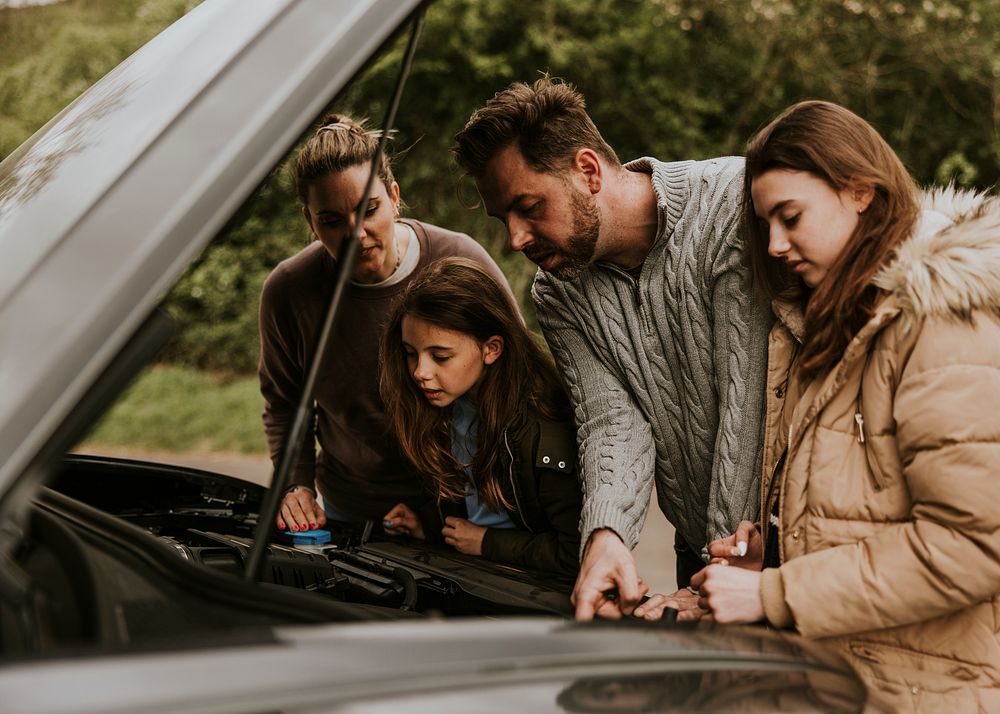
[81,364,267,454]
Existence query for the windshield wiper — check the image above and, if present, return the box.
[244,7,427,583]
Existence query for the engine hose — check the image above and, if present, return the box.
[392,567,418,611]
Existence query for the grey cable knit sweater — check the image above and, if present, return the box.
[532,156,772,556]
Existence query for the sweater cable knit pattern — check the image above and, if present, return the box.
[532,156,771,556]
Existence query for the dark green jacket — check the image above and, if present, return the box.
[425,406,582,576]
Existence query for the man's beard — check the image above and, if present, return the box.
[530,189,600,281]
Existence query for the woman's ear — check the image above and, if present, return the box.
[301,205,319,240]
[851,182,875,214]
[482,335,504,365]
[390,181,401,217]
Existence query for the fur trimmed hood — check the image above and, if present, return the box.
[874,187,1000,323]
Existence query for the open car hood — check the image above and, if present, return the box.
[0,0,423,514]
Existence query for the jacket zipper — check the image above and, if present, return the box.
[503,429,533,533]
[761,446,786,561]
[777,422,793,563]
[855,411,884,492]
[769,424,795,563]
[855,343,885,492]
[761,419,792,561]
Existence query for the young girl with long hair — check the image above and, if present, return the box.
[379,257,582,575]
[641,100,1000,710]
[259,115,513,533]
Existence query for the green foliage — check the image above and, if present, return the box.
[159,169,309,372]
[81,364,267,453]
[0,0,200,158]
[5,0,1000,376]
[337,0,1000,338]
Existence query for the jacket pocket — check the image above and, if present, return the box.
[847,640,981,713]
[849,640,980,683]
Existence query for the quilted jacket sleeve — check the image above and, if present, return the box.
[779,312,1000,637]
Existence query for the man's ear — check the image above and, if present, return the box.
[852,182,875,214]
[482,335,504,365]
[574,148,603,194]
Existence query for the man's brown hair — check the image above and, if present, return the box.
[453,76,620,178]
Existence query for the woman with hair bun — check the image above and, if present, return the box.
[259,114,515,533]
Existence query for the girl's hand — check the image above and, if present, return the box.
[706,520,763,570]
[688,564,765,624]
[443,517,485,556]
[633,587,707,622]
[277,486,326,532]
[383,503,425,540]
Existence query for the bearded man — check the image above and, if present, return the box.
[453,76,772,620]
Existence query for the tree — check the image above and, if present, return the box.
[4,0,998,373]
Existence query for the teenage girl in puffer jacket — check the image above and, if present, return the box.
[643,101,1000,712]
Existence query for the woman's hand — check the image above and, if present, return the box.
[689,564,765,624]
[443,516,486,555]
[383,503,425,540]
[633,587,708,622]
[277,486,326,532]
[706,520,763,570]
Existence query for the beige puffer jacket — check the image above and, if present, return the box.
[758,189,1000,713]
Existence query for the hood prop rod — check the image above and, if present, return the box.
[245,7,426,583]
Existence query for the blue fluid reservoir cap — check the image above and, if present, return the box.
[285,529,331,545]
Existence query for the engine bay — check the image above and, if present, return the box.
[0,454,573,656]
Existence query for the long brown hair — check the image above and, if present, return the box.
[379,258,570,511]
[743,100,920,378]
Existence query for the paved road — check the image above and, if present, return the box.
[84,449,679,596]
[633,505,677,596]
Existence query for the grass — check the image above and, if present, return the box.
[80,364,268,455]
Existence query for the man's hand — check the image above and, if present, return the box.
[688,564,764,624]
[442,517,485,555]
[706,520,763,570]
[277,486,326,532]
[633,587,707,622]
[572,529,648,621]
[383,503,425,540]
